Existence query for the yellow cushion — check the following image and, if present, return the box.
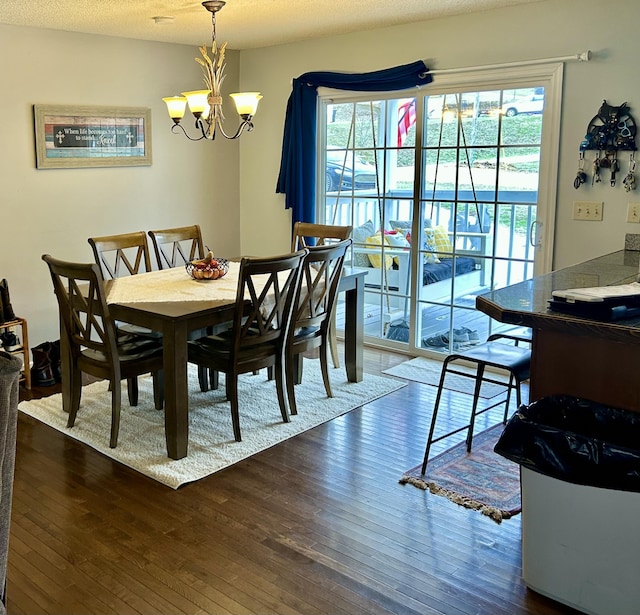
[365,233,393,269]
[432,226,453,254]
[423,228,440,264]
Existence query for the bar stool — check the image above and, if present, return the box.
[420,341,531,475]
[487,326,532,347]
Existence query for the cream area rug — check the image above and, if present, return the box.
[382,356,509,398]
[19,361,405,489]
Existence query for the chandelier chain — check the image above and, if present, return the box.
[211,11,217,50]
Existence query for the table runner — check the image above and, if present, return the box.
[106,263,241,305]
[105,263,304,318]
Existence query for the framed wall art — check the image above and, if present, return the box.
[34,104,152,169]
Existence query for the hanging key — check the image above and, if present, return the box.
[592,155,601,184]
[574,152,587,189]
[624,173,636,191]
[610,158,619,186]
[624,155,637,192]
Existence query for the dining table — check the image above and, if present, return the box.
[62,261,366,460]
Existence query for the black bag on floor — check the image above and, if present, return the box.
[385,319,409,342]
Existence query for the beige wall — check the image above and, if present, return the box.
[238,0,640,268]
[5,0,640,348]
[0,24,241,346]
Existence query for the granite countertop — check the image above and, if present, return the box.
[476,250,640,340]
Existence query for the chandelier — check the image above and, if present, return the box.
[162,1,262,141]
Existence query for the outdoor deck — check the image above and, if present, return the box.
[335,289,520,356]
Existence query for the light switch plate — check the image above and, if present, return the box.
[627,203,640,223]
[573,201,603,221]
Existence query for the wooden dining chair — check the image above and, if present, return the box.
[88,231,153,279]
[41,254,164,448]
[87,230,209,393]
[187,249,307,442]
[148,225,206,270]
[291,222,353,249]
[285,239,351,416]
[147,224,224,391]
[87,231,162,341]
[291,222,353,369]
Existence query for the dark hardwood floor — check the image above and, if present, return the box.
[10,347,580,615]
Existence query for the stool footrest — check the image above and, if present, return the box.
[429,423,472,446]
[445,367,516,391]
[429,401,508,447]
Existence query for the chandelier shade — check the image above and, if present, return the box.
[181,90,211,116]
[230,92,263,118]
[163,96,188,121]
[162,1,261,141]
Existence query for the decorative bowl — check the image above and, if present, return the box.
[185,257,229,281]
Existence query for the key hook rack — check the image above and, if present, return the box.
[574,100,638,191]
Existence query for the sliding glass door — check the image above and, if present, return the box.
[319,65,562,354]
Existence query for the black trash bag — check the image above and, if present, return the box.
[494,395,640,493]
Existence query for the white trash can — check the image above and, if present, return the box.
[521,467,640,615]
[495,395,640,615]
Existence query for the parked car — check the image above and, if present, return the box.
[501,93,544,117]
[325,150,377,191]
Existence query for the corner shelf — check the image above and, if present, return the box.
[0,318,30,389]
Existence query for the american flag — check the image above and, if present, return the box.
[397,99,416,146]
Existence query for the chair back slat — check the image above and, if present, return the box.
[233,250,307,356]
[88,232,152,279]
[148,225,205,270]
[294,239,351,332]
[291,222,352,251]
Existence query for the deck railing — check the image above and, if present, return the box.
[324,188,536,289]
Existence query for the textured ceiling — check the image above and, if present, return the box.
[0,0,544,49]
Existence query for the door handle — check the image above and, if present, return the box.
[529,221,542,248]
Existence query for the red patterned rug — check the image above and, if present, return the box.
[400,423,521,523]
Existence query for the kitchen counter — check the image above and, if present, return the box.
[476,249,640,411]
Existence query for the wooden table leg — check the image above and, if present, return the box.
[163,320,189,460]
[343,274,364,383]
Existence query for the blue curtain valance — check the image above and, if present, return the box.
[276,61,432,225]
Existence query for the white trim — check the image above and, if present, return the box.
[413,62,563,275]
[535,64,563,274]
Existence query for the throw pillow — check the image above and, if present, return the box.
[385,231,411,267]
[389,219,411,232]
[432,225,454,255]
[365,233,393,269]
[351,220,376,267]
[423,229,440,264]
[389,218,432,230]
[385,231,410,249]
